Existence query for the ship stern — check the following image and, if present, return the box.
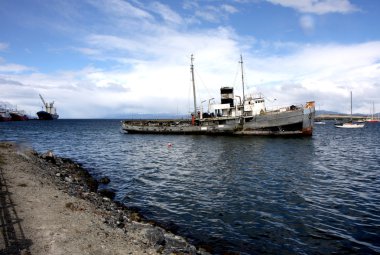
[302,101,315,136]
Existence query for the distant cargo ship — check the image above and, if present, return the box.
[122,55,315,136]
[10,111,29,121]
[0,108,12,122]
[37,94,59,120]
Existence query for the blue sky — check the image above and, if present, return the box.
[1,0,380,118]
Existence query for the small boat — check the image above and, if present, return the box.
[122,55,316,136]
[37,94,59,120]
[334,122,365,128]
[335,91,364,129]
[314,121,326,125]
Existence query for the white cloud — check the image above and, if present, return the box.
[299,15,315,33]
[246,41,380,113]
[267,0,359,14]
[86,34,141,53]
[0,63,34,73]
[221,4,239,14]
[3,40,380,117]
[73,47,102,56]
[0,42,9,51]
[150,2,183,24]
[183,1,239,23]
[1,0,378,118]
[86,0,153,20]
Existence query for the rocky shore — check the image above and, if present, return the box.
[0,142,210,255]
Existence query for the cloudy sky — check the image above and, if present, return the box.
[1,0,380,118]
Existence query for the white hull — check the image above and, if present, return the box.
[335,92,364,128]
[335,123,365,128]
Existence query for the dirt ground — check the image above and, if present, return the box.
[0,142,206,255]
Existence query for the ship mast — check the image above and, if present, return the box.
[191,54,197,117]
[350,91,353,121]
[239,54,246,104]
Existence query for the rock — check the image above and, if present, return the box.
[42,150,56,164]
[144,228,166,247]
[116,221,125,228]
[98,188,116,200]
[99,176,111,184]
[64,177,73,183]
[20,249,31,255]
[163,233,198,254]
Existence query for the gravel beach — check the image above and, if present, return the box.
[0,142,209,255]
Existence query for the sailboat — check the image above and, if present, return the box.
[365,102,379,123]
[335,91,365,128]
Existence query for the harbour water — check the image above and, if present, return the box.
[1,120,379,254]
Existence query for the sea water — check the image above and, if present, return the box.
[1,120,379,254]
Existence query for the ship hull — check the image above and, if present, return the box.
[0,113,12,122]
[10,113,29,121]
[0,117,12,122]
[37,111,59,120]
[122,106,315,136]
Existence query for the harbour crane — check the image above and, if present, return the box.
[39,94,55,114]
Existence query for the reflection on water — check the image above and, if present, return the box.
[1,120,379,254]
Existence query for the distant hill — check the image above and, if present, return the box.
[316,110,379,116]
[104,113,189,119]
[316,110,341,115]
[108,110,380,120]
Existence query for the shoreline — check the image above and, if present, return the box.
[0,142,209,254]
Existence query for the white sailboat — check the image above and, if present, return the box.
[335,91,365,129]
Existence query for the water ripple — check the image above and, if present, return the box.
[1,120,380,254]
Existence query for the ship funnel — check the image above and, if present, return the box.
[220,87,234,107]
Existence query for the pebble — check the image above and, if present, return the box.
[64,177,73,183]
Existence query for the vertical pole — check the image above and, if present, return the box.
[350,91,352,121]
[372,101,374,120]
[191,54,197,117]
[239,54,245,105]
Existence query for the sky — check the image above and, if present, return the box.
[1,0,380,118]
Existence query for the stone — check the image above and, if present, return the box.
[98,188,116,200]
[144,228,166,247]
[64,177,73,183]
[99,176,111,184]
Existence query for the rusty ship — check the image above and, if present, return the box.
[122,55,315,136]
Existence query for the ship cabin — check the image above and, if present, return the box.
[201,87,266,119]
